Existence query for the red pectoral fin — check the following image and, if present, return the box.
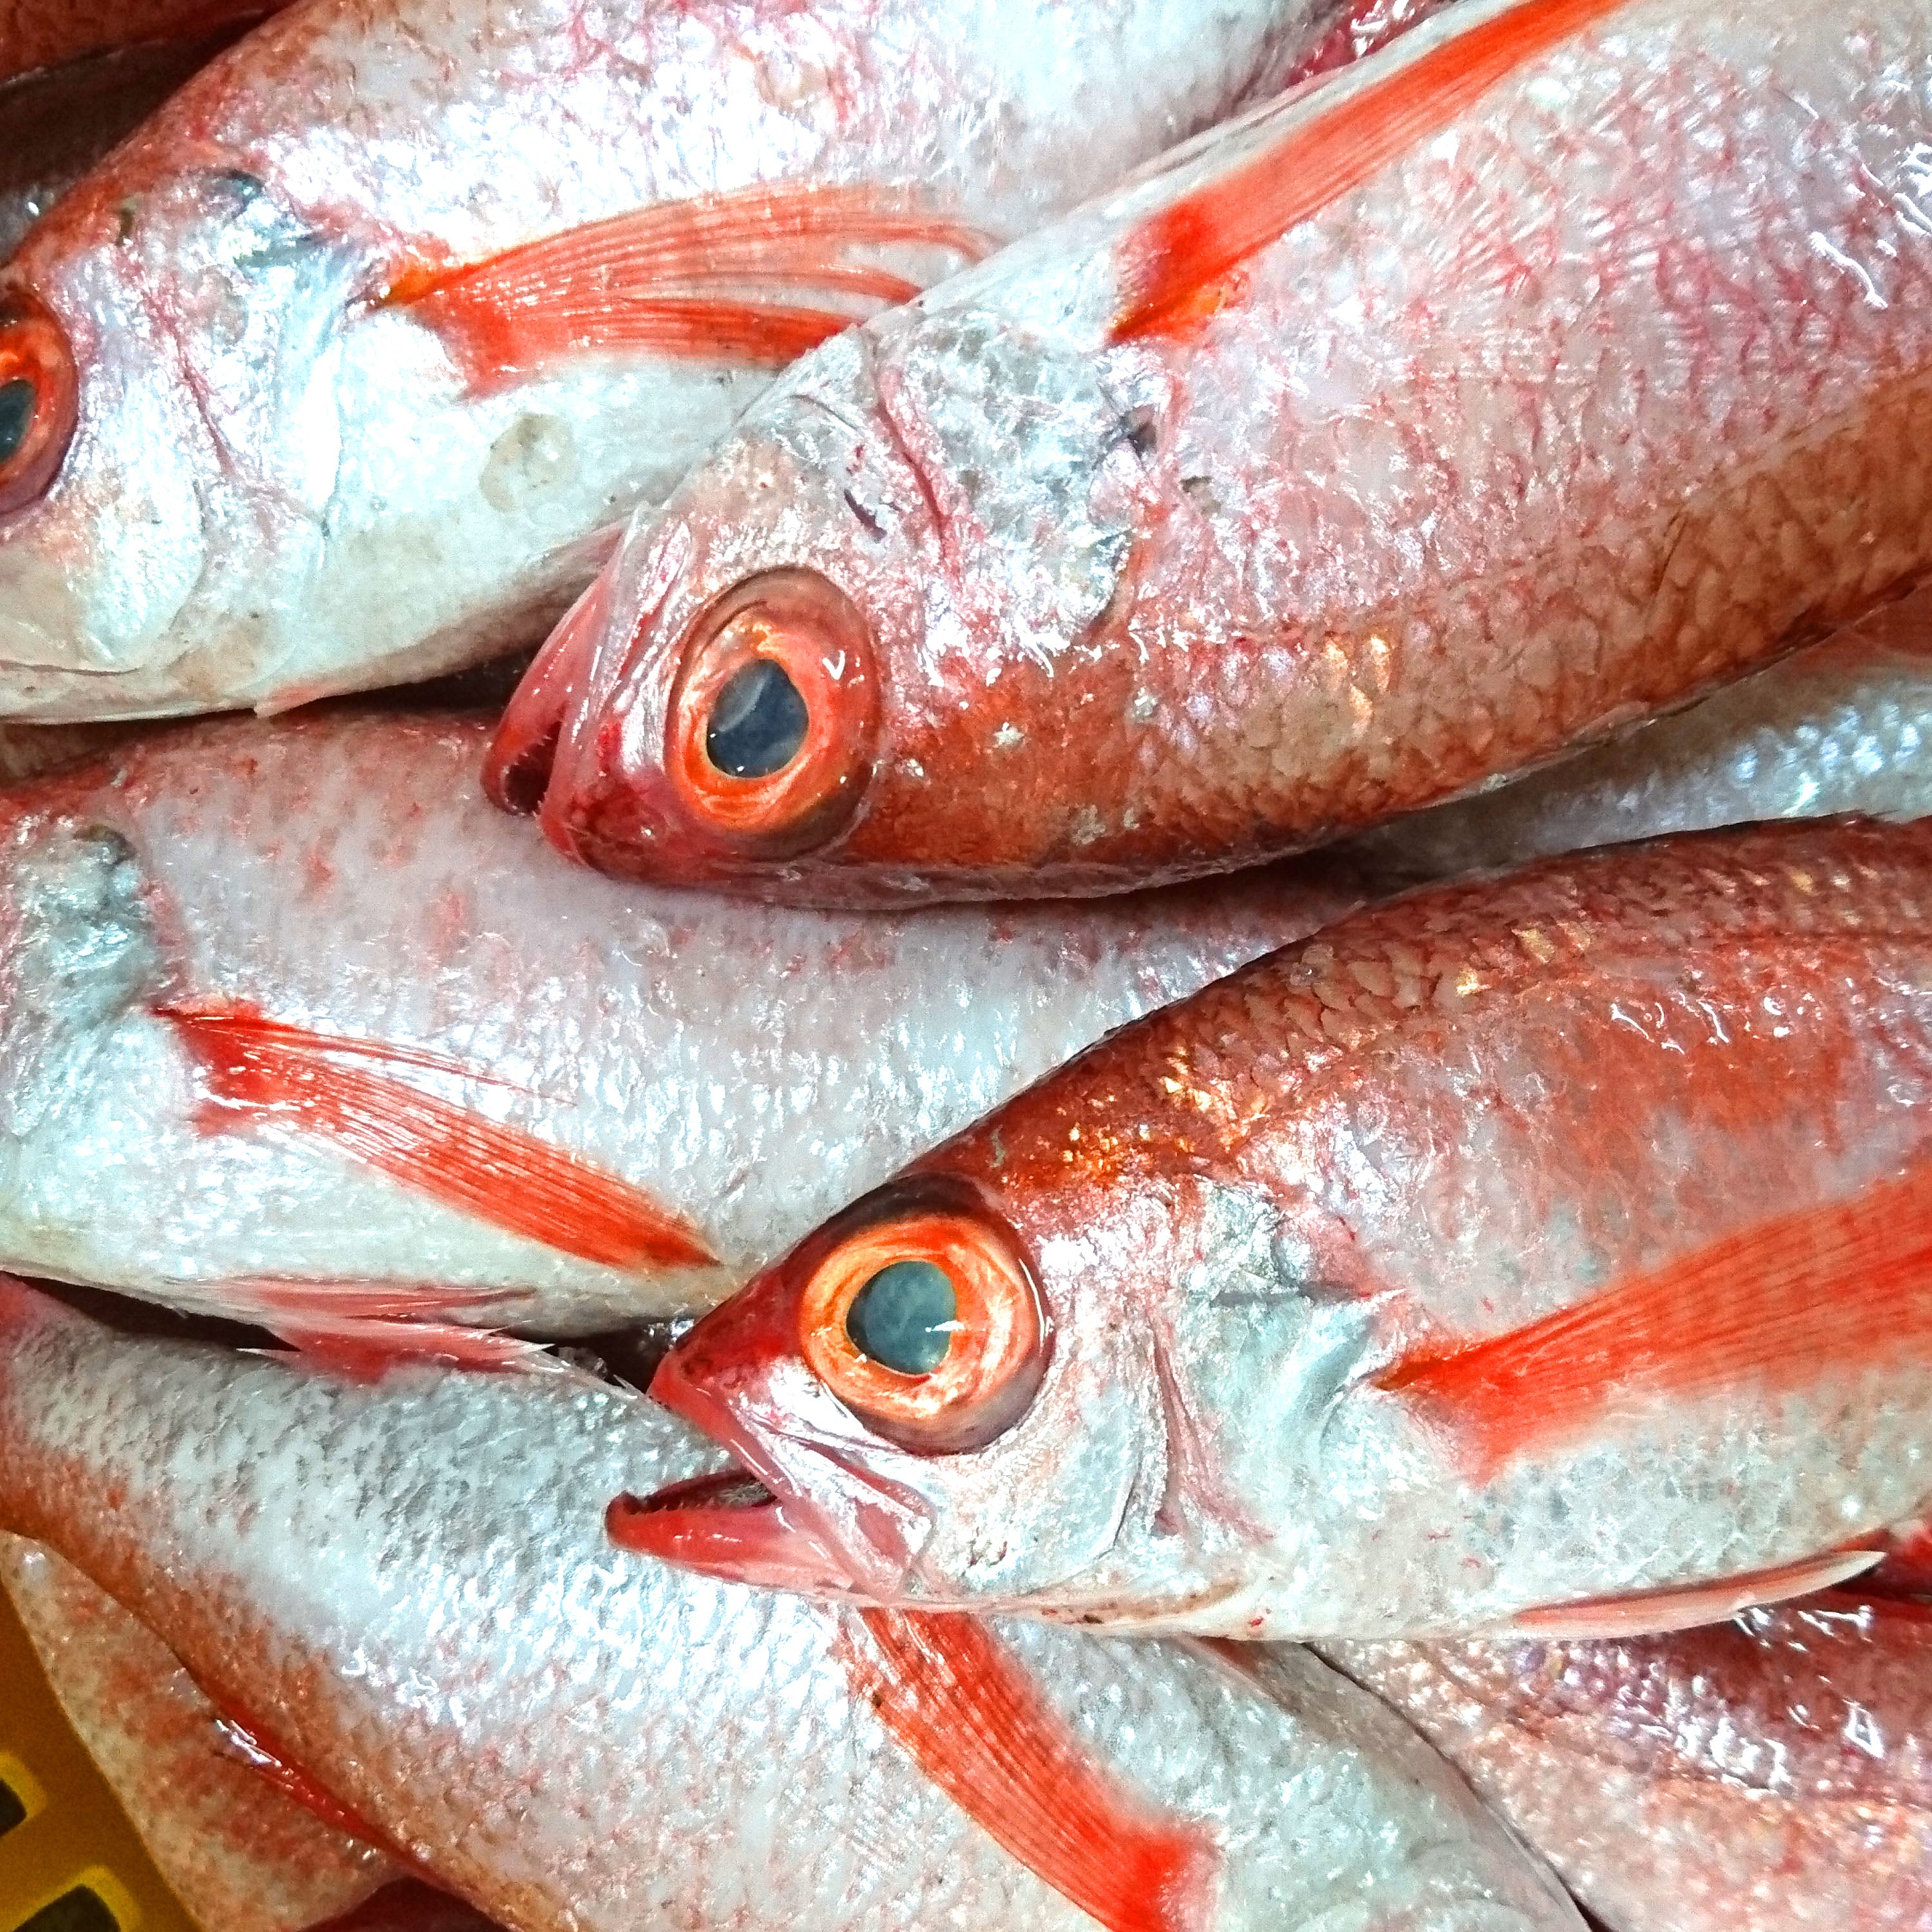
[213,1701,418,1868]
[1378,1161,1932,1479]
[839,1608,1217,1932]
[1113,0,1625,341]
[387,182,991,388]
[158,1001,714,1273]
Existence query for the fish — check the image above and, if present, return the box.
[1358,584,1932,880]
[0,708,1364,1343]
[1,1532,399,1931]
[0,1278,1586,1932]
[501,0,1932,905]
[0,0,1379,723]
[0,0,277,85]
[629,815,1932,1638]
[1324,1593,1932,1932]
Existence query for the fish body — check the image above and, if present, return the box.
[638,816,1932,1636]
[0,1282,1584,1932]
[0,0,1353,722]
[1361,585,1932,880]
[0,710,1360,1336]
[1326,1595,1932,1932]
[509,0,1932,904]
[1,1533,396,1931]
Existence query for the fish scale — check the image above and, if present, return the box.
[638,817,1932,1638]
[512,0,1932,904]
[0,1283,1584,1932]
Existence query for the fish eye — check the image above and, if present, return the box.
[667,568,880,857]
[0,291,78,518]
[798,1189,1046,1454]
[705,657,810,779]
[846,1258,958,1375]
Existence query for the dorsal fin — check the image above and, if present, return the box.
[1113,0,1627,340]
[385,181,991,388]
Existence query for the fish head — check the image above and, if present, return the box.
[0,165,359,716]
[499,311,1153,904]
[629,1045,1368,1621]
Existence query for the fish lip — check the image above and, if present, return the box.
[487,571,610,817]
[636,1312,929,1601]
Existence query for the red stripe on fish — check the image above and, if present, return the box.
[387,183,992,390]
[1113,0,1627,341]
[158,1001,715,1272]
[1377,1160,1932,1479]
[839,1607,1217,1932]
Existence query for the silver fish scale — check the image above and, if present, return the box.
[0,1297,1582,1931]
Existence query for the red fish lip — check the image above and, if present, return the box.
[486,569,611,818]
[605,1469,860,1596]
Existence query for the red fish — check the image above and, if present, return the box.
[0,0,278,84]
[502,0,1932,904]
[1328,1592,1932,1932]
[627,815,1932,1637]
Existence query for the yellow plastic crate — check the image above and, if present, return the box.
[0,1585,194,1932]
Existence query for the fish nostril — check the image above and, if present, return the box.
[705,657,809,779]
[0,379,33,467]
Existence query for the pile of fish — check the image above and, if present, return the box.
[0,1,1927,1929]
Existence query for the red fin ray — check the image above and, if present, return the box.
[1378,1160,1932,1478]
[1510,1548,1888,1639]
[839,1608,1217,1932]
[388,182,992,388]
[158,1000,714,1273]
[1113,0,1627,341]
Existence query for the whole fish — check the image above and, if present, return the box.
[629,815,1932,1636]
[0,0,1378,723]
[1,1532,397,1932]
[0,1280,1584,1932]
[1360,585,1932,880]
[0,0,276,84]
[0,709,1362,1343]
[502,0,1932,904]
[1325,1594,1932,1932]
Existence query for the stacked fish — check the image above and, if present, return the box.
[0,1,1929,1929]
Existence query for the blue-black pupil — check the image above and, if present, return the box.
[846,1260,957,1376]
[705,657,808,779]
[0,379,33,468]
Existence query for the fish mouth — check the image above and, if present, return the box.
[605,1467,860,1597]
[485,569,609,819]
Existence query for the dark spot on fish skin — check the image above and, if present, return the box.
[207,166,267,204]
[1121,406,1158,460]
[1180,474,1220,516]
[115,197,138,242]
[843,488,884,540]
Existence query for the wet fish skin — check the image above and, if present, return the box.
[0,1283,1585,1932]
[0,708,1361,1334]
[1359,585,1932,880]
[515,0,1932,905]
[0,0,1346,722]
[1,1533,397,1932]
[643,816,1932,1636]
[1324,1595,1932,1932]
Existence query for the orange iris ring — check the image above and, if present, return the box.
[0,291,77,517]
[666,571,879,853]
[798,1210,1045,1452]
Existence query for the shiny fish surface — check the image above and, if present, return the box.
[0,0,1354,721]
[507,0,1932,904]
[0,1282,1584,1932]
[637,817,1932,1636]
[0,710,1362,1336]
[1,1533,396,1932]
[1325,1595,1932,1932]
[1360,586,1932,880]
